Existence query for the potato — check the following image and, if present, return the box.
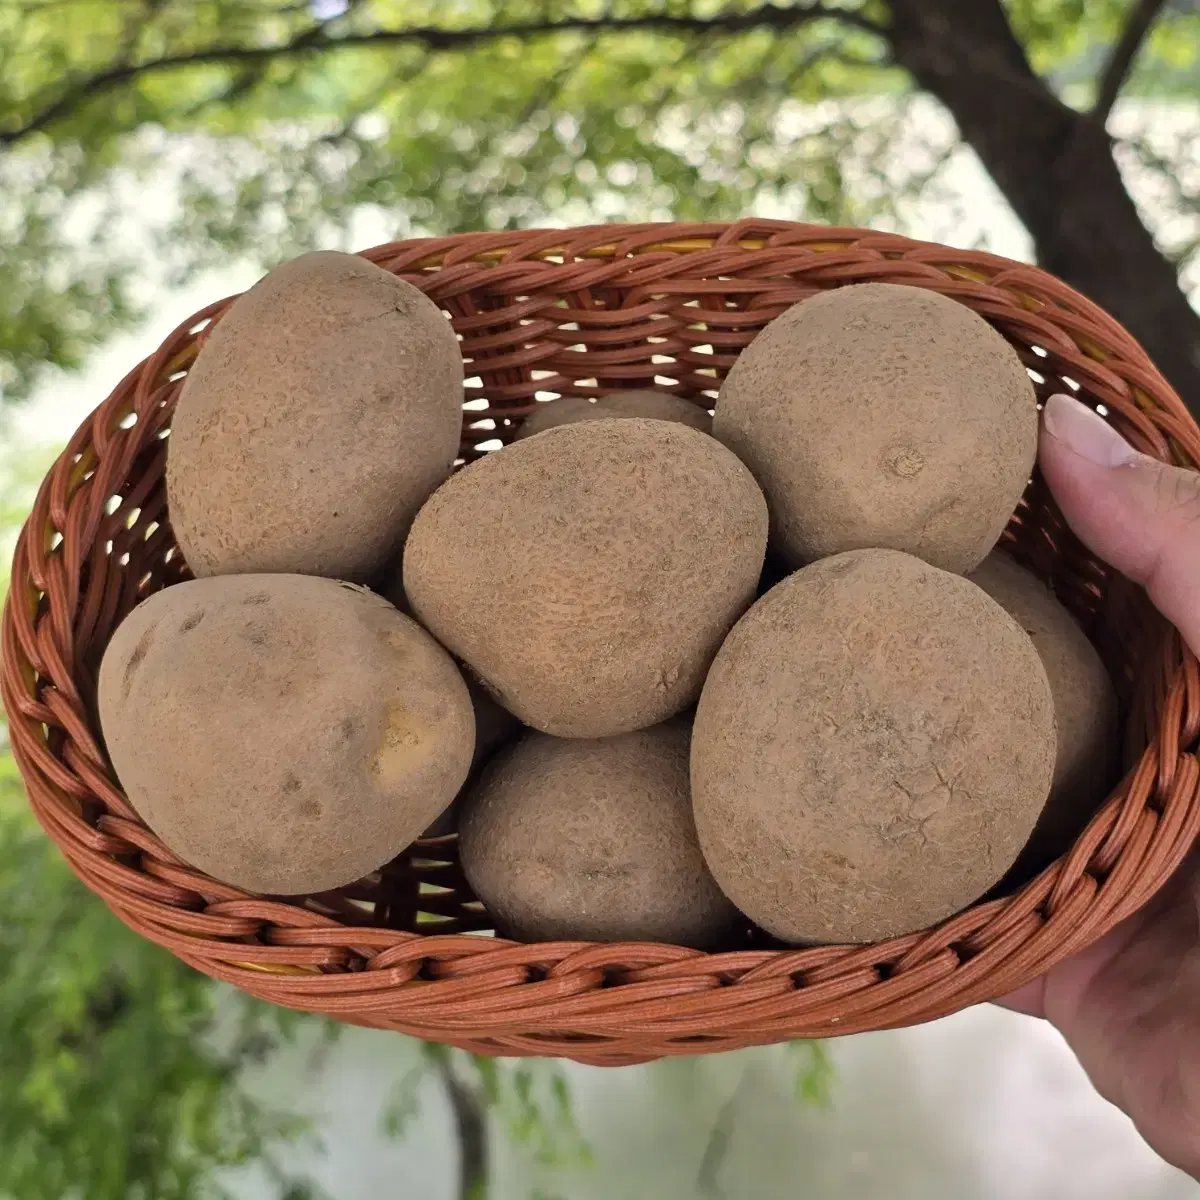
[168,251,463,582]
[691,548,1056,944]
[714,283,1037,574]
[968,552,1119,872]
[403,417,768,737]
[459,720,739,946]
[516,390,712,440]
[97,574,474,894]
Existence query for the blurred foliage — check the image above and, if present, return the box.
[0,0,1198,399]
[1007,0,1189,86]
[0,787,326,1200]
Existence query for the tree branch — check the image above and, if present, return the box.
[696,1067,754,1198]
[0,3,886,146]
[436,1059,489,1200]
[1092,0,1168,122]
[889,0,1200,412]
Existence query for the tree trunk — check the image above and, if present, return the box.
[441,1062,488,1200]
[887,0,1200,413]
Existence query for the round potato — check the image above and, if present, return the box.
[516,390,712,440]
[403,418,768,737]
[713,283,1037,573]
[691,548,1056,944]
[98,574,475,894]
[459,720,739,947]
[168,250,463,582]
[969,552,1119,872]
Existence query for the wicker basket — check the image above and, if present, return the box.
[5,220,1200,1067]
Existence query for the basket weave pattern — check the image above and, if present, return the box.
[5,220,1200,1066]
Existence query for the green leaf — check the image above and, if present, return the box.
[787,1040,835,1109]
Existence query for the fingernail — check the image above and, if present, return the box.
[1042,393,1136,468]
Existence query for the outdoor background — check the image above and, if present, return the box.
[2,2,1200,1197]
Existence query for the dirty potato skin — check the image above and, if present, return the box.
[969,552,1119,872]
[714,283,1037,574]
[516,390,713,439]
[691,549,1056,945]
[167,251,463,582]
[403,418,768,738]
[459,720,740,947]
[97,574,475,895]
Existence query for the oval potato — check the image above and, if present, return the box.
[459,720,739,947]
[403,418,768,738]
[714,283,1037,574]
[969,552,1119,873]
[168,251,463,582]
[692,549,1056,944]
[98,574,475,894]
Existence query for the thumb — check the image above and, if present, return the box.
[1039,392,1200,658]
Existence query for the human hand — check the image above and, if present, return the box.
[1000,392,1200,1178]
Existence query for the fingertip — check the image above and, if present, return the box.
[1036,400,1200,658]
[1036,407,1072,482]
[1035,413,1129,564]
[1040,393,1138,469]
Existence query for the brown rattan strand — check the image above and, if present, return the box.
[4,219,1200,1065]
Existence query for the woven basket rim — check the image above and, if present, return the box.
[5,218,1200,1066]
